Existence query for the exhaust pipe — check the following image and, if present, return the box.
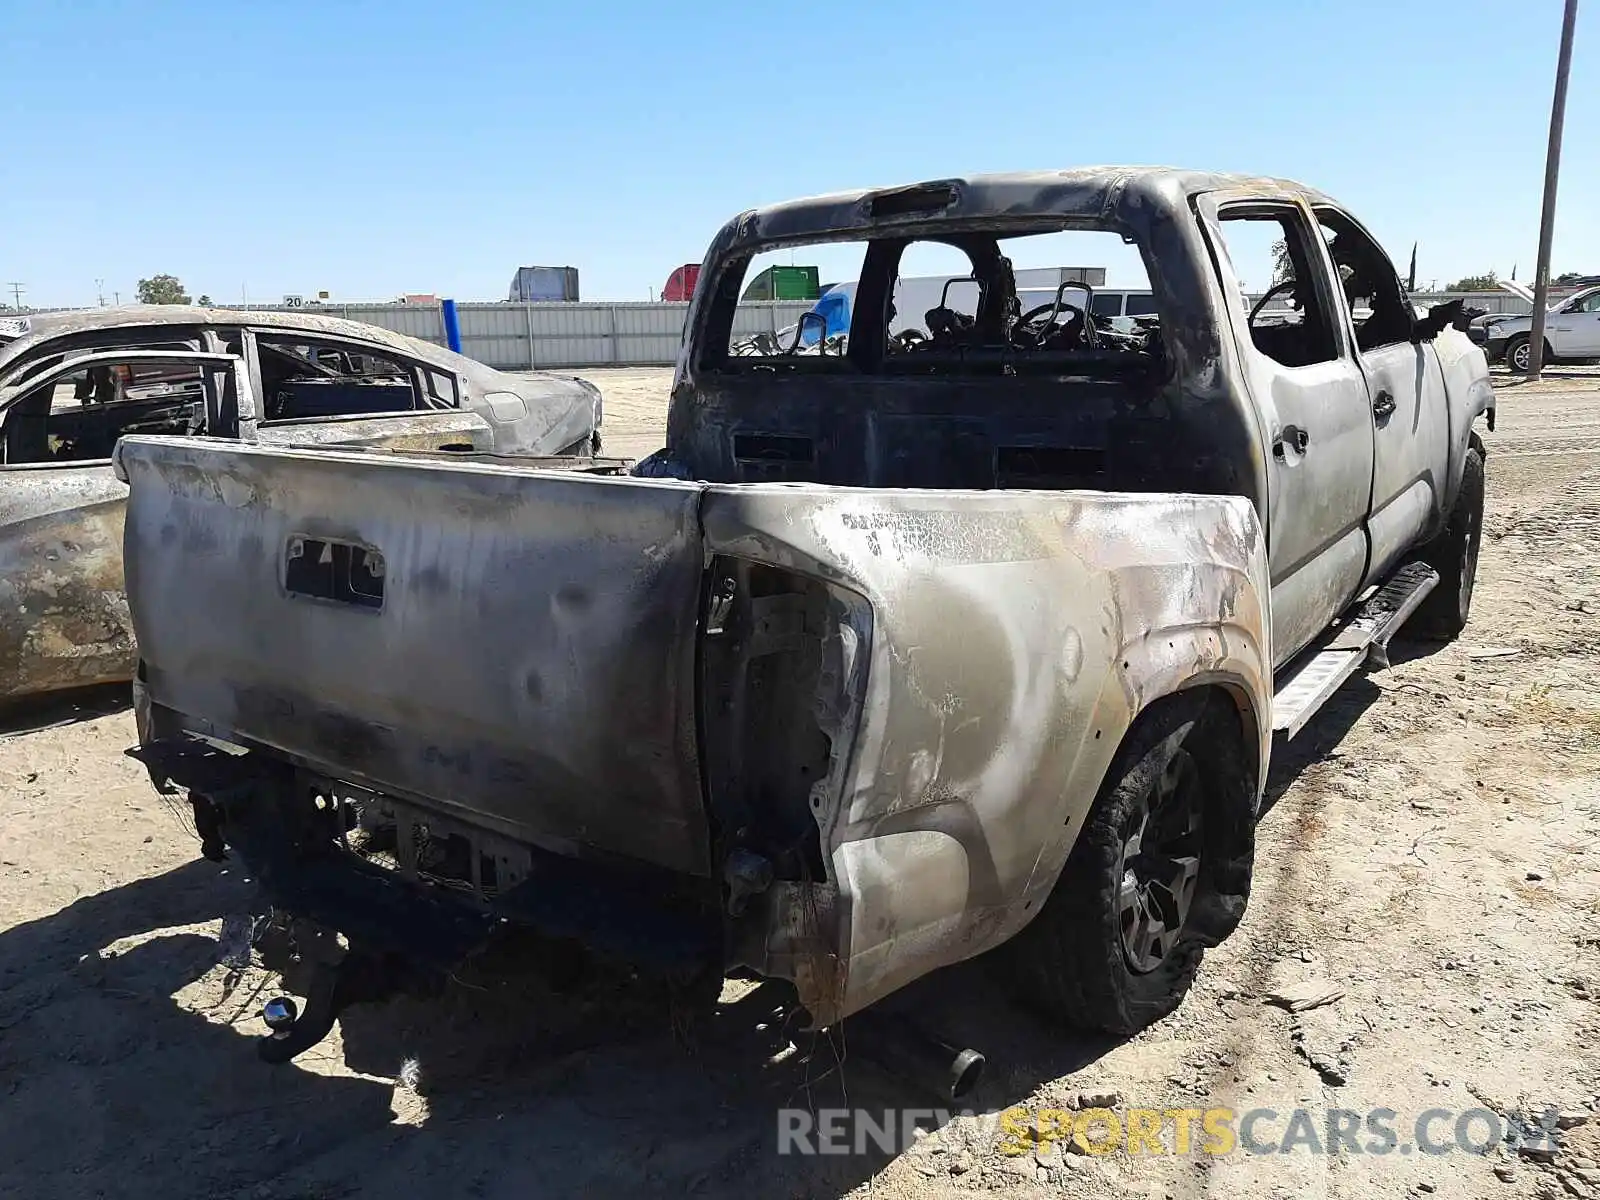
[848,1009,986,1104]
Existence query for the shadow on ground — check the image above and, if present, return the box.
[0,664,1398,1199]
[1259,632,1458,816]
[0,855,1086,1199]
[0,682,130,738]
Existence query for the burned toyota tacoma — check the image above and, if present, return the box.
[120,168,1494,1058]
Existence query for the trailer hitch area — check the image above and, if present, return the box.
[257,947,427,1064]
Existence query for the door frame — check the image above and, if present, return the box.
[1,349,257,463]
[1307,204,1449,586]
[1193,189,1377,665]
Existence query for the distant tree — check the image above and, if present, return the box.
[196,293,213,306]
[1554,271,1589,285]
[1270,238,1294,285]
[1447,271,1499,291]
[136,274,191,305]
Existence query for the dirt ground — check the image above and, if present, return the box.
[578,366,687,461]
[2,366,1598,1200]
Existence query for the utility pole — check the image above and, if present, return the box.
[6,282,23,311]
[1528,0,1581,379]
[95,278,106,306]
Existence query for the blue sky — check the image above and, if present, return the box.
[3,0,1593,306]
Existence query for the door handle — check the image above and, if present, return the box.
[1273,425,1310,459]
[1372,391,1397,421]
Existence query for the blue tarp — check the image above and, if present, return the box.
[799,288,851,345]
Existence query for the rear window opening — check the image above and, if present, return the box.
[667,218,1237,499]
[710,225,1163,378]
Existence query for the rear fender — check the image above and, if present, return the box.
[466,375,601,456]
[704,485,1269,1025]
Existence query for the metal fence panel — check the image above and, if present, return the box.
[23,293,1535,370]
[329,304,441,341]
[731,302,814,336]
[1419,291,1533,315]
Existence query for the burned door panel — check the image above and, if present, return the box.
[1359,340,1449,584]
[1195,196,1375,666]
[0,465,133,698]
[1309,206,1452,588]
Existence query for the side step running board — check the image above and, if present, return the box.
[1272,561,1440,739]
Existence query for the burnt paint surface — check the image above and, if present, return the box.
[251,410,495,452]
[0,383,518,701]
[119,436,712,877]
[0,465,134,698]
[121,434,1269,1025]
[703,484,1269,1023]
[672,167,1494,669]
[0,306,601,458]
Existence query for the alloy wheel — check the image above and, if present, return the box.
[1117,748,1204,974]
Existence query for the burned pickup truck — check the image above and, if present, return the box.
[121,168,1493,1057]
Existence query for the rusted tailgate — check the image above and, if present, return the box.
[116,435,712,877]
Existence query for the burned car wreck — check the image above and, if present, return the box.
[0,306,603,701]
[122,168,1493,1059]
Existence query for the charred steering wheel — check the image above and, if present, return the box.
[1014,301,1090,348]
[1249,279,1301,326]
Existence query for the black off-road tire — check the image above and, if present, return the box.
[1411,441,1486,640]
[1000,692,1257,1037]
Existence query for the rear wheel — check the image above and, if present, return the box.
[1001,693,1256,1036]
[1411,442,1485,640]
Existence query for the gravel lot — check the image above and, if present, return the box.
[2,367,1598,1200]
